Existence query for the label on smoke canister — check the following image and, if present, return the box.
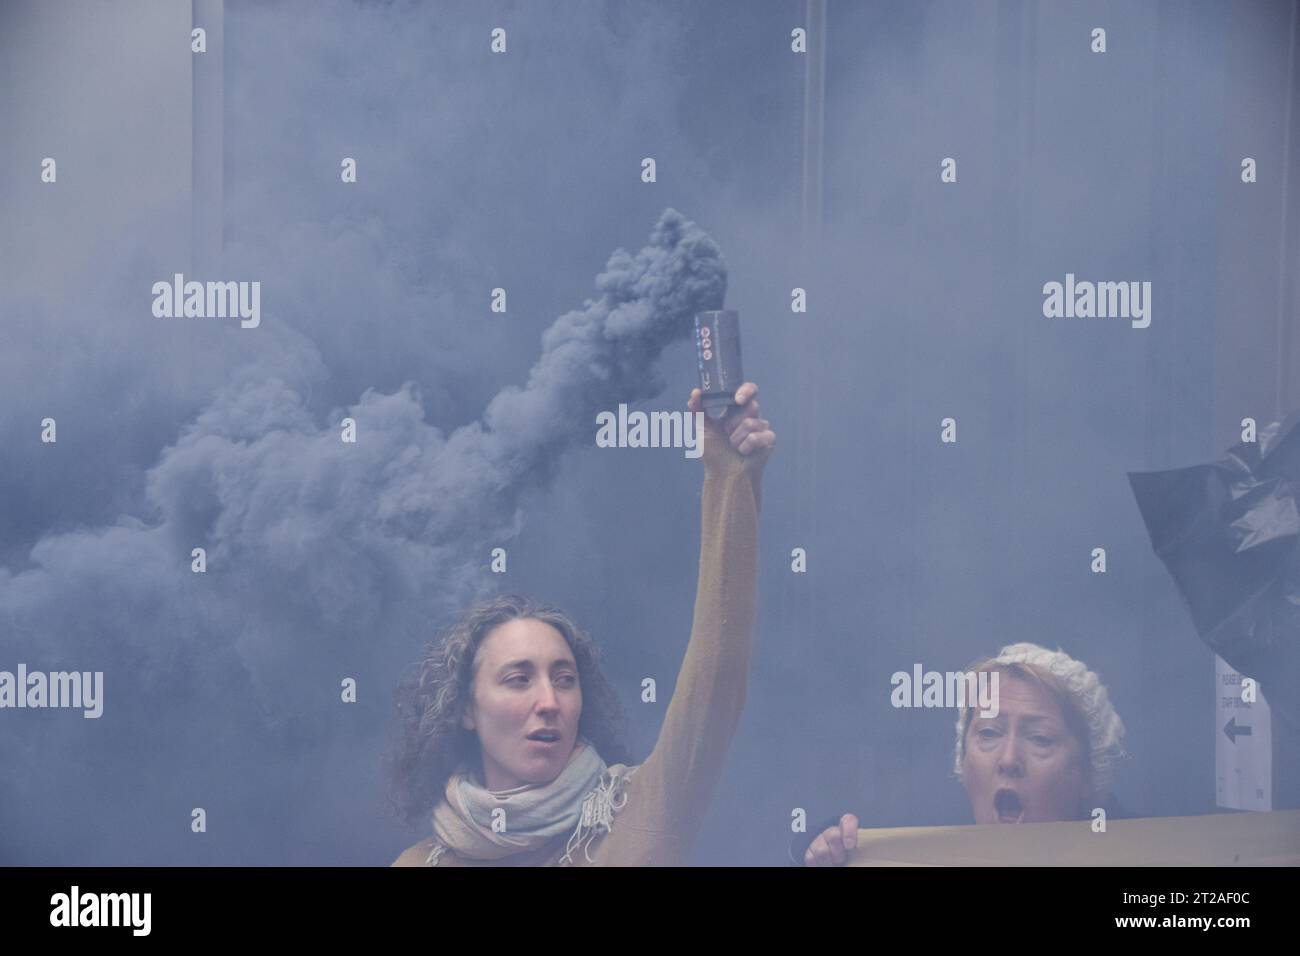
[694,310,743,416]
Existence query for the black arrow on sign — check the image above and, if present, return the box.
[1223,717,1253,744]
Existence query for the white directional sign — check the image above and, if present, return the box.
[1215,655,1272,811]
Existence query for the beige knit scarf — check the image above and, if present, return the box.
[426,741,636,867]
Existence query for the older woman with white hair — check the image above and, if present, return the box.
[798,642,1127,866]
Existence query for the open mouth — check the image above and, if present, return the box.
[526,729,561,744]
[994,789,1024,823]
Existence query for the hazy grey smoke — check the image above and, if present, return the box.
[0,208,724,863]
[427,207,726,541]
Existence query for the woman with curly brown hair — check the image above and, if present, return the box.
[389,382,774,866]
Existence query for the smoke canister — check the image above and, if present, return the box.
[694,310,744,419]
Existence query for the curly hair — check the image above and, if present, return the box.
[386,593,631,826]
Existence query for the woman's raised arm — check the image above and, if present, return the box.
[595,383,773,866]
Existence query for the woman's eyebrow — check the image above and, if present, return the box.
[1017,714,1058,726]
[495,659,536,676]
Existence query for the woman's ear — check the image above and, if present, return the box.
[461,706,476,732]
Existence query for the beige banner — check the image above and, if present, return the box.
[844,810,1300,866]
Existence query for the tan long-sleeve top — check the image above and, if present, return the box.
[392,440,767,866]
